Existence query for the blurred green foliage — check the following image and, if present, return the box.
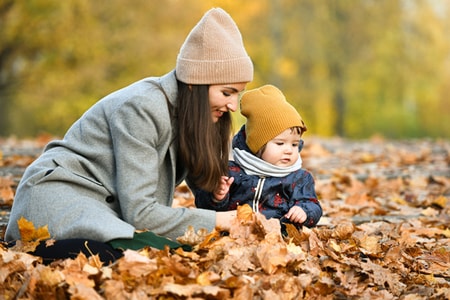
[1,0,449,138]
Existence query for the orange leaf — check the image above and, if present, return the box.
[432,195,447,208]
[332,221,355,240]
[17,216,51,243]
[237,204,254,223]
[197,271,221,286]
[0,177,15,205]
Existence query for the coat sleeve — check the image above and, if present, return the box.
[108,90,216,240]
[292,170,323,228]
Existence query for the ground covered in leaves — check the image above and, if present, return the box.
[0,135,449,299]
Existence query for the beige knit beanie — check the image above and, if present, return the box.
[241,85,307,154]
[176,8,253,84]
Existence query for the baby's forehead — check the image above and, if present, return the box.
[272,128,302,140]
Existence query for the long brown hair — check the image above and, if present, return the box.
[176,80,232,192]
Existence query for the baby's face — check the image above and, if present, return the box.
[260,128,301,167]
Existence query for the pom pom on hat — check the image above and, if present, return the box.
[240,85,307,154]
[176,8,253,84]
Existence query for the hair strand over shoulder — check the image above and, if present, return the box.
[176,81,232,192]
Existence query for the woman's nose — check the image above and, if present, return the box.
[226,99,238,112]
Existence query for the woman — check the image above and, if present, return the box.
[5,7,253,263]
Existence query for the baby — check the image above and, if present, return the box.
[194,85,322,232]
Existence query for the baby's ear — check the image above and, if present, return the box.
[298,139,304,152]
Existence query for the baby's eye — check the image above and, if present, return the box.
[276,142,284,146]
[292,143,299,147]
[222,91,231,97]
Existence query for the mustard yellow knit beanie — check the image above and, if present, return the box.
[241,85,307,154]
[176,8,253,84]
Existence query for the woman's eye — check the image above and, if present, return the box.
[223,91,231,97]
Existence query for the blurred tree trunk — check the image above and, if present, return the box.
[0,0,18,135]
[268,0,283,88]
[327,1,351,137]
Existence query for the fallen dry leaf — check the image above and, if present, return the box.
[17,216,51,243]
[0,177,14,206]
[0,137,449,298]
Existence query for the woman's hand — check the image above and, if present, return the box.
[213,176,234,201]
[285,206,307,224]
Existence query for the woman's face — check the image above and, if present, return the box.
[208,83,247,123]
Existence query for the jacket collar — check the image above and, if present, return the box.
[158,70,178,107]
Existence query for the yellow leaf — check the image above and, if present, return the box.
[432,195,447,208]
[358,235,382,257]
[359,152,376,163]
[237,204,254,223]
[328,240,342,252]
[421,207,439,217]
[424,274,438,284]
[392,196,407,205]
[197,271,220,286]
[442,228,450,238]
[17,216,51,243]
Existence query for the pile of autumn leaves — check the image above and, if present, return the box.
[1,137,449,299]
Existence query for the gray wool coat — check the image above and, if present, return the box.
[5,71,216,243]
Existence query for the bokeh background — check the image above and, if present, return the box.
[1,0,449,139]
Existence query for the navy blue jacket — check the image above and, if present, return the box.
[194,126,322,228]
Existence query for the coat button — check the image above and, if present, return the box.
[105,196,115,203]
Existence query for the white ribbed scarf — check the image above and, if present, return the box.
[232,148,302,177]
[233,148,302,213]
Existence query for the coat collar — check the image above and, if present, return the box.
[158,70,178,107]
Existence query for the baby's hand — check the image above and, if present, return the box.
[285,206,307,224]
[213,176,234,201]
